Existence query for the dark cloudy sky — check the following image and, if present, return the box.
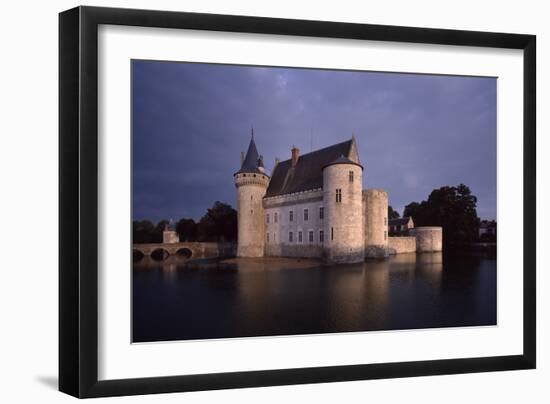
[132,60,496,223]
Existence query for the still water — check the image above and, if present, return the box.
[132,252,496,342]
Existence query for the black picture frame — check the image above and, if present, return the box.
[59,5,536,398]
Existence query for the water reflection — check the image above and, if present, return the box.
[132,252,496,342]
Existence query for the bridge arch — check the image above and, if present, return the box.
[133,249,145,262]
[151,248,170,261]
[175,247,193,259]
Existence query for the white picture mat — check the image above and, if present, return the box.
[97,24,524,381]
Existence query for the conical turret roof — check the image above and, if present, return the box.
[241,131,260,171]
[235,129,269,176]
[323,154,363,169]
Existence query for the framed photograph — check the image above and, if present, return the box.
[59,6,536,398]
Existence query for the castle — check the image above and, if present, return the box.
[234,131,442,264]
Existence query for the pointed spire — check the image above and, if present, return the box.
[251,126,254,140]
[240,128,260,170]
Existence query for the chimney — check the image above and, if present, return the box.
[240,151,244,165]
[291,146,300,167]
[274,157,280,167]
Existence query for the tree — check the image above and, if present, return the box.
[388,205,400,220]
[403,184,480,246]
[403,201,422,219]
[152,219,169,243]
[197,201,237,242]
[132,220,155,243]
[176,218,197,242]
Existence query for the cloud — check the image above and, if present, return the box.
[132,61,497,222]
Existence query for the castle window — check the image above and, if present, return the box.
[266,213,270,224]
[349,171,354,183]
[298,231,303,243]
[266,233,270,243]
[319,230,324,243]
[289,210,294,222]
[251,195,253,200]
[336,189,342,203]
[384,231,387,240]
[331,227,334,241]
[319,207,324,219]
[309,231,314,242]
[289,232,293,242]
[274,212,278,223]
[384,217,387,226]
[304,209,309,221]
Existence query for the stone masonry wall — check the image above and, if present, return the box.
[363,189,388,247]
[263,189,324,258]
[388,236,417,254]
[412,227,443,252]
[323,163,364,264]
[235,173,270,257]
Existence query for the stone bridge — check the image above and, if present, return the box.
[133,242,237,261]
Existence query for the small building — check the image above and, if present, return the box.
[162,221,180,244]
[479,220,497,240]
[389,217,414,235]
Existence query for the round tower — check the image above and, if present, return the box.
[412,227,443,252]
[363,188,389,258]
[322,156,364,264]
[234,130,270,257]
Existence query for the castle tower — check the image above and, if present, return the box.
[322,155,364,264]
[363,189,389,258]
[234,129,270,257]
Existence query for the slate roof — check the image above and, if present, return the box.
[235,132,266,175]
[389,217,413,227]
[265,138,358,198]
[323,155,363,170]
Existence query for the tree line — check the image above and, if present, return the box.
[135,184,484,246]
[398,183,481,246]
[133,201,237,244]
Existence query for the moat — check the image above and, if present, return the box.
[132,252,496,342]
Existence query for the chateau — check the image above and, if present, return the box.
[234,132,442,264]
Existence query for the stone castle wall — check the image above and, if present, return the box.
[412,227,443,252]
[235,173,270,257]
[388,236,417,254]
[363,189,388,258]
[323,163,364,263]
[162,230,180,244]
[264,243,323,258]
[263,189,324,258]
